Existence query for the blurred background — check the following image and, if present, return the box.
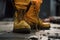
[0,0,60,20]
[0,0,60,40]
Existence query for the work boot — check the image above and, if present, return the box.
[24,0,50,29]
[13,0,50,33]
[13,0,31,33]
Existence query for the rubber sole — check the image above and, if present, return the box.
[13,28,31,34]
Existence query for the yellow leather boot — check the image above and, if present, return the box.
[13,0,50,33]
[13,0,31,33]
[24,0,50,29]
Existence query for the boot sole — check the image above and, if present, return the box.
[13,28,31,34]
